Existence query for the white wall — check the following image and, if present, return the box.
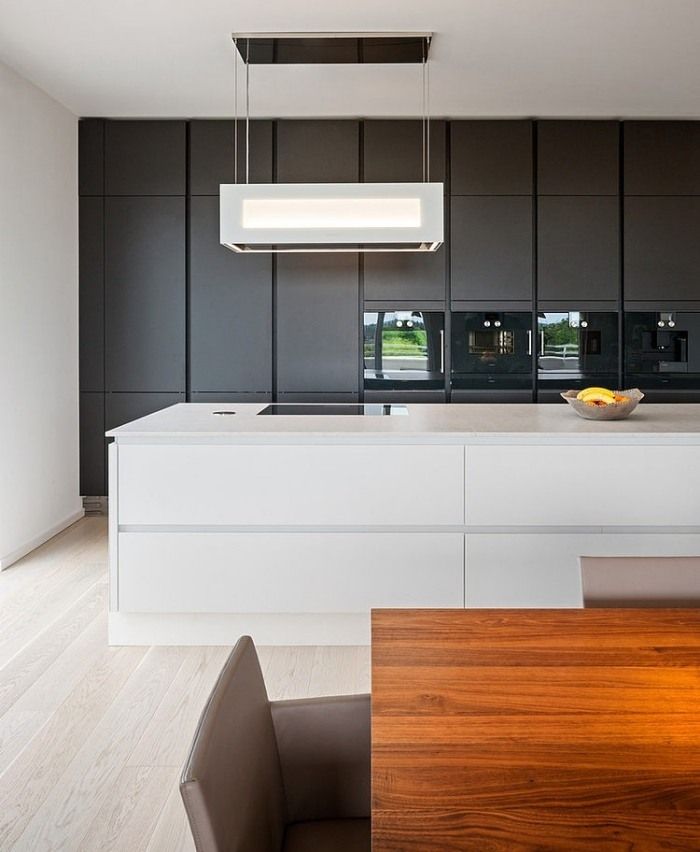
[0,60,82,568]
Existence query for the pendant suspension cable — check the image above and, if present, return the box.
[245,38,250,184]
[426,38,431,183]
[421,44,427,183]
[233,38,238,184]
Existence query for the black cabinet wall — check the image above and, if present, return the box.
[189,196,272,393]
[276,120,360,183]
[79,118,700,493]
[537,197,619,305]
[104,196,186,392]
[276,253,360,396]
[624,197,700,304]
[189,120,273,192]
[451,196,533,304]
[363,119,447,303]
[450,121,532,195]
[537,121,619,195]
[624,122,700,195]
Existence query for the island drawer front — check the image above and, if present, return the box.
[117,444,464,526]
[465,532,700,608]
[117,532,464,613]
[465,445,700,527]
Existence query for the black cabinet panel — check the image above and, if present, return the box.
[276,253,359,393]
[364,248,446,302]
[625,121,700,195]
[276,121,359,183]
[105,197,186,391]
[451,197,533,302]
[450,121,532,195]
[538,197,619,303]
[189,120,273,194]
[363,120,446,183]
[79,197,104,391]
[105,392,185,431]
[537,121,619,195]
[79,119,104,196]
[80,393,105,496]
[189,196,272,392]
[190,392,271,403]
[625,197,700,302]
[105,121,186,195]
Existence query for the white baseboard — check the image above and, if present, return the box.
[0,508,85,570]
[108,612,370,646]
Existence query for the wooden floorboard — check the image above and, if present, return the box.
[0,517,370,851]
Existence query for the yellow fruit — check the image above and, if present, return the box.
[576,386,615,404]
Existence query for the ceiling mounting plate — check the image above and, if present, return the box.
[230,32,432,64]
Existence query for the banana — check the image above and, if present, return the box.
[576,386,616,405]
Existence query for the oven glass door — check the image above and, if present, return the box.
[625,312,700,389]
[364,311,444,390]
[537,312,618,391]
[451,312,533,390]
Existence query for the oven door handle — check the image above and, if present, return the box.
[440,329,445,373]
[527,329,532,356]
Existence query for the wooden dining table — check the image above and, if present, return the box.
[371,608,700,851]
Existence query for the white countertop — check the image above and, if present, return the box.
[106,402,700,445]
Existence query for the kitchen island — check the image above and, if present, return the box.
[107,402,700,645]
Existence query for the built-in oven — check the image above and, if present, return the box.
[625,311,700,401]
[537,311,619,401]
[450,311,533,402]
[363,311,445,397]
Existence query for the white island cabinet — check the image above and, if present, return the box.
[107,402,700,645]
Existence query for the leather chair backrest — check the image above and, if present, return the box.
[271,693,371,823]
[181,637,286,852]
[581,556,700,607]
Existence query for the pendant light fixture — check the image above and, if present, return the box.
[220,32,443,254]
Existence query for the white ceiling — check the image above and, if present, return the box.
[1,0,700,119]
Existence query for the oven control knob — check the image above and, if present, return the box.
[483,320,491,327]
[668,320,676,328]
[658,320,665,327]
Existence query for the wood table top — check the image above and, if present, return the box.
[371,608,700,851]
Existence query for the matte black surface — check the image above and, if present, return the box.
[233,35,430,64]
[105,392,185,430]
[450,121,532,195]
[624,197,700,302]
[105,197,186,391]
[276,121,359,183]
[276,392,361,404]
[79,197,104,392]
[363,249,446,302]
[537,197,619,303]
[190,392,272,403]
[79,393,105,496]
[189,120,273,193]
[79,119,104,196]
[625,121,700,195]
[259,404,404,416]
[276,253,359,393]
[363,120,446,183]
[451,196,533,302]
[537,121,619,195]
[189,196,272,392]
[105,121,186,195]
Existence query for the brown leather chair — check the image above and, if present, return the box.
[580,555,700,607]
[180,636,370,852]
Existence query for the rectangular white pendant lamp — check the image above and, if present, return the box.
[220,182,444,253]
[220,32,443,253]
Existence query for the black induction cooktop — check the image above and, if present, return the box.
[258,404,408,416]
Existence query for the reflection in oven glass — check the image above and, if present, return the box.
[364,311,444,390]
[537,311,618,391]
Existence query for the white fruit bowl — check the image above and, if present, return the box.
[560,389,644,421]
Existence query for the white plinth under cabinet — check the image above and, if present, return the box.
[107,402,700,645]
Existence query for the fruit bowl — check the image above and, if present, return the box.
[560,388,644,421]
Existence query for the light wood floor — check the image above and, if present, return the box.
[0,517,370,851]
